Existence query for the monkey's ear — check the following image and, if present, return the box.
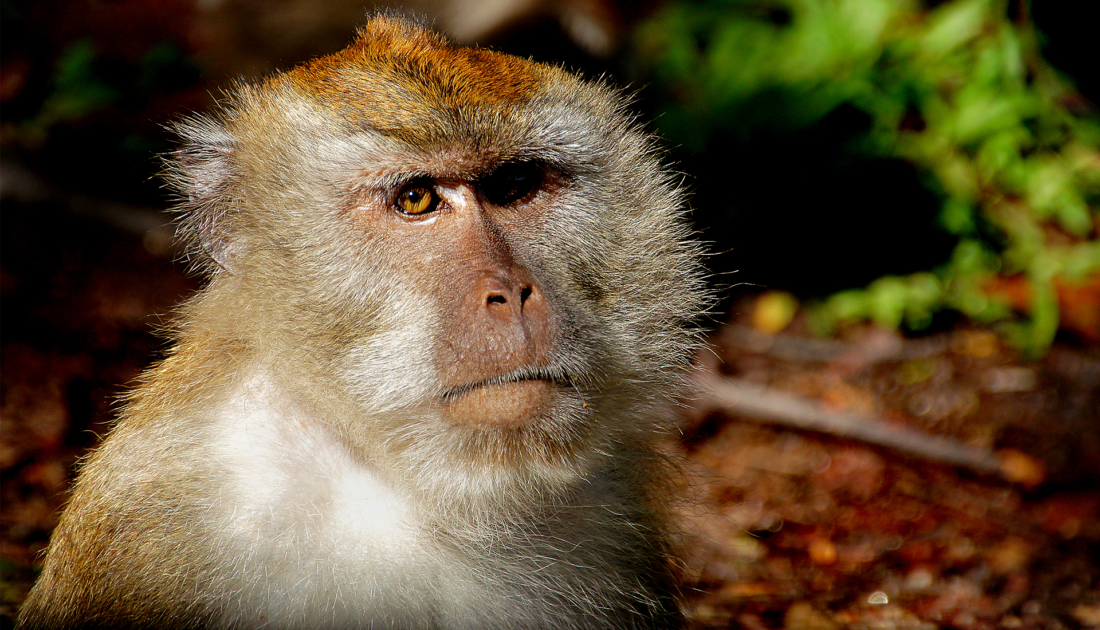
[164,115,241,274]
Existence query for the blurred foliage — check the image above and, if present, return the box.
[13,39,198,146]
[2,11,204,205]
[29,41,121,136]
[636,0,1100,355]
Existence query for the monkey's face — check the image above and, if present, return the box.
[335,157,591,429]
[167,17,705,500]
[381,169,564,430]
[323,153,606,497]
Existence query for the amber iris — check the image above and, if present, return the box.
[396,185,439,215]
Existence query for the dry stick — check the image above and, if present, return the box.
[692,369,1002,474]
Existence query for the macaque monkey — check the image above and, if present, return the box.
[19,15,706,630]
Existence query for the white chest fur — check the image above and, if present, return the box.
[208,374,451,627]
[187,372,642,629]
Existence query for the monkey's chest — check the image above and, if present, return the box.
[213,415,460,624]
[216,400,424,554]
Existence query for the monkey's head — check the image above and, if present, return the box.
[166,15,706,507]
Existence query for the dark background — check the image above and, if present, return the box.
[3,1,1098,627]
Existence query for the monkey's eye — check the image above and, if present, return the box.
[395,185,440,216]
[480,162,543,206]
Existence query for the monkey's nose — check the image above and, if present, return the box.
[483,278,537,319]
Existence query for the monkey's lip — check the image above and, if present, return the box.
[440,369,570,429]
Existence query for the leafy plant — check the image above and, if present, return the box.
[636,0,1100,354]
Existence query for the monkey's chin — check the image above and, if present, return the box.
[441,379,558,429]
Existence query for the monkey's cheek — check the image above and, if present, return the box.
[441,380,559,429]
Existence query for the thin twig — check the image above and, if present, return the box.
[691,369,1002,474]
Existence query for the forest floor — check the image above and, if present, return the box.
[677,301,1100,629]
[2,203,1099,629]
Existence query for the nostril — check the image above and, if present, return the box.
[520,286,532,304]
[487,294,508,306]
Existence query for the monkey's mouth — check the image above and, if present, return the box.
[441,366,571,400]
[440,368,572,429]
